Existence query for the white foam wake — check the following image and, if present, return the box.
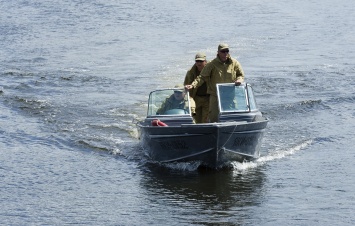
[231,139,313,173]
[258,139,312,162]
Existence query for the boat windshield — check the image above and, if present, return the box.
[146,88,191,116]
[217,83,258,113]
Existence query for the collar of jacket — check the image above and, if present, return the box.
[216,54,232,64]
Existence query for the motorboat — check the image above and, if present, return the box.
[136,83,268,169]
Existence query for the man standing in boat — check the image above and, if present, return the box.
[185,43,244,122]
[184,52,209,123]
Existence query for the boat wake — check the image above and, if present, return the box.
[258,139,312,162]
[231,139,313,173]
[160,161,203,172]
[144,140,313,173]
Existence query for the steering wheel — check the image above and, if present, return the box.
[164,108,188,115]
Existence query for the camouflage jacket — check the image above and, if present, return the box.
[191,55,244,96]
[184,64,208,98]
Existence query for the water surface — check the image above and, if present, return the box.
[1,0,354,225]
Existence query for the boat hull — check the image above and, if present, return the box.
[137,119,268,168]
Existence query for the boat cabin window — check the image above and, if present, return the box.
[217,83,259,112]
[146,88,191,116]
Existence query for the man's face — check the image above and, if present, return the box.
[195,60,207,71]
[174,91,185,101]
[218,49,229,62]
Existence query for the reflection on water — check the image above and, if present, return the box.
[140,163,266,215]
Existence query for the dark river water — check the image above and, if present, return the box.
[1,0,354,225]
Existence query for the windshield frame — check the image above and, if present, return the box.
[217,83,259,113]
[146,88,191,117]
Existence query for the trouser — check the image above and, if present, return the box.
[192,95,209,123]
[208,95,219,123]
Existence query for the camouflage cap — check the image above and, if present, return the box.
[218,43,229,51]
[195,52,206,61]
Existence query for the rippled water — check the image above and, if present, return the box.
[1,0,354,225]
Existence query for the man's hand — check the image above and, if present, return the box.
[234,79,243,86]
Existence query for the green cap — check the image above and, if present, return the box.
[195,52,206,61]
[218,43,229,51]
